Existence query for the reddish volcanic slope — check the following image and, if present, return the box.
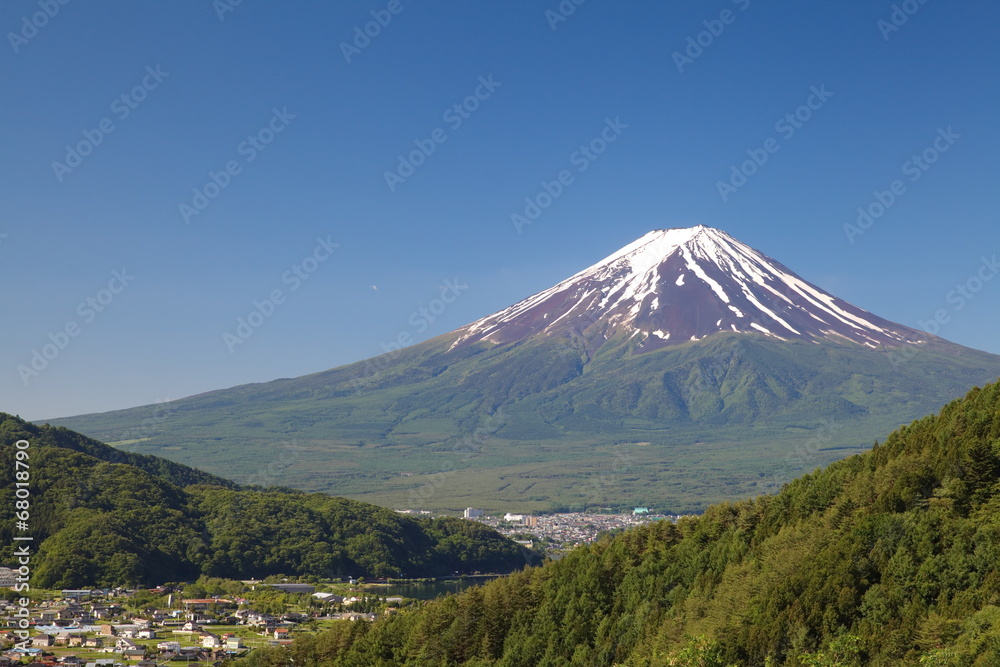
[454,226,926,352]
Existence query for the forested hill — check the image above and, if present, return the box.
[0,415,534,587]
[271,381,1000,666]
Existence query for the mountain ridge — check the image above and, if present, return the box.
[0,413,535,586]
[45,228,1000,513]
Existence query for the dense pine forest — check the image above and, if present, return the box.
[0,415,534,587]
[251,381,1000,665]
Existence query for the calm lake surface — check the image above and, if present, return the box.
[382,576,501,600]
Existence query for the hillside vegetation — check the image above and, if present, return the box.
[49,333,1000,514]
[0,415,534,587]
[261,381,1000,665]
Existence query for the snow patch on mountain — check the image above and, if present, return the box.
[452,225,926,351]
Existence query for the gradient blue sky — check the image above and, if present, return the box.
[2,0,998,420]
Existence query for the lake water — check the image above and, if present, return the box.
[381,576,501,600]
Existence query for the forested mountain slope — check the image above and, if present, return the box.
[270,381,1000,665]
[0,415,534,587]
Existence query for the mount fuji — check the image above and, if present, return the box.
[49,227,1000,513]
[455,226,924,351]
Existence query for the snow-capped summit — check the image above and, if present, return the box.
[455,225,926,350]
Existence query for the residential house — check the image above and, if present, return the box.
[57,606,79,621]
[122,648,146,661]
[0,567,17,587]
[343,612,377,622]
[82,637,103,648]
[273,628,290,641]
[245,612,276,628]
[97,625,116,637]
[53,633,72,646]
[92,607,114,621]
[200,633,221,649]
[31,634,53,648]
[114,638,139,652]
[136,629,157,640]
[179,621,200,633]
[223,636,244,650]
[67,636,85,648]
[156,641,181,653]
[181,599,231,613]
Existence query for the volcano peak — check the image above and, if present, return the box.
[455,226,926,351]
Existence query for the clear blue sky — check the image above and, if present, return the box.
[2,0,998,420]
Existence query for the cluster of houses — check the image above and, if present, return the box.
[0,592,308,666]
[0,580,407,667]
